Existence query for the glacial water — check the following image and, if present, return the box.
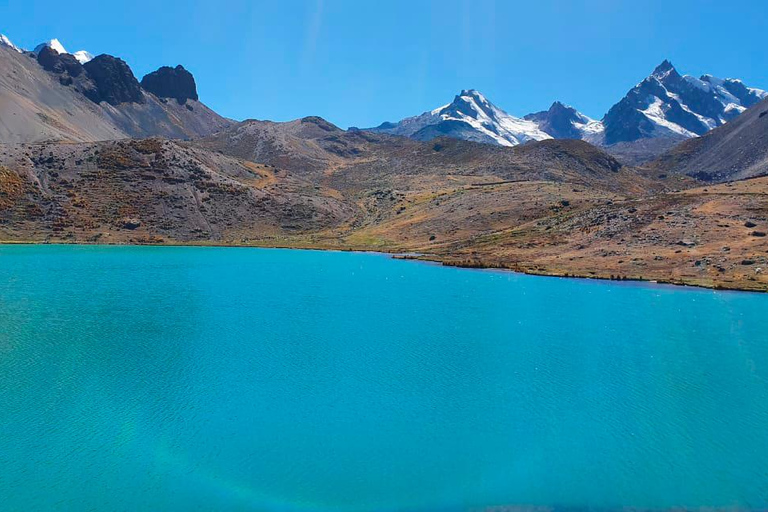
[0,245,767,511]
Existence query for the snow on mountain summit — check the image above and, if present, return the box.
[34,38,68,55]
[0,34,22,52]
[33,39,94,64]
[439,89,552,146]
[370,89,551,147]
[524,101,604,141]
[602,60,767,144]
[72,50,94,64]
[367,61,764,154]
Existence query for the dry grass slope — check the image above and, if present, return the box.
[1,117,767,292]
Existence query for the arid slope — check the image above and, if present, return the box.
[1,115,766,291]
[0,138,353,244]
[0,46,231,143]
[650,97,768,182]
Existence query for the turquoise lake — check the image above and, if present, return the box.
[1,245,767,511]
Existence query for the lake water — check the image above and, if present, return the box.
[1,245,767,511]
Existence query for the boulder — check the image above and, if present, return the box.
[121,218,141,230]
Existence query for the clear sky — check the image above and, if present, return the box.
[2,0,767,128]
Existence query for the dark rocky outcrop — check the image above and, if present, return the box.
[37,46,84,77]
[83,55,144,105]
[140,65,198,104]
[373,121,397,130]
[300,116,340,132]
[35,46,100,99]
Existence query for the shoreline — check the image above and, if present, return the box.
[2,239,765,295]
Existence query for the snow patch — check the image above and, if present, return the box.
[641,96,697,137]
[577,118,605,135]
[0,34,22,52]
[684,75,711,93]
[33,38,93,64]
[72,50,94,64]
[34,38,68,55]
[724,103,746,114]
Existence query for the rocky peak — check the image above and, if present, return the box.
[368,89,551,146]
[300,116,340,131]
[36,46,85,78]
[602,60,766,145]
[459,89,483,99]
[651,59,678,80]
[444,90,493,120]
[295,116,343,139]
[524,101,600,140]
[140,65,198,104]
[547,101,578,116]
[82,55,144,105]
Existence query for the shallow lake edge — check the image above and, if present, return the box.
[1,240,764,295]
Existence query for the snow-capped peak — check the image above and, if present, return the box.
[602,60,767,145]
[33,38,93,64]
[72,50,94,64]
[369,89,551,147]
[34,38,68,55]
[524,101,604,141]
[0,34,22,52]
[438,89,552,146]
[651,59,677,80]
[369,61,764,149]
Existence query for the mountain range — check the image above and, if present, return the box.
[1,31,765,164]
[1,30,767,291]
[369,60,766,163]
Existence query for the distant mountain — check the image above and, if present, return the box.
[33,38,93,64]
[368,89,552,147]
[365,62,766,164]
[601,60,767,145]
[651,96,768,182]
[524,101,603,141]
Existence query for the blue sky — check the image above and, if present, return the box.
[3,0,767,128]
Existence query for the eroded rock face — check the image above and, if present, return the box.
[82,55,144,105]
[35,45,100,97]
[37,46,84,77]
[140,65,198,104]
